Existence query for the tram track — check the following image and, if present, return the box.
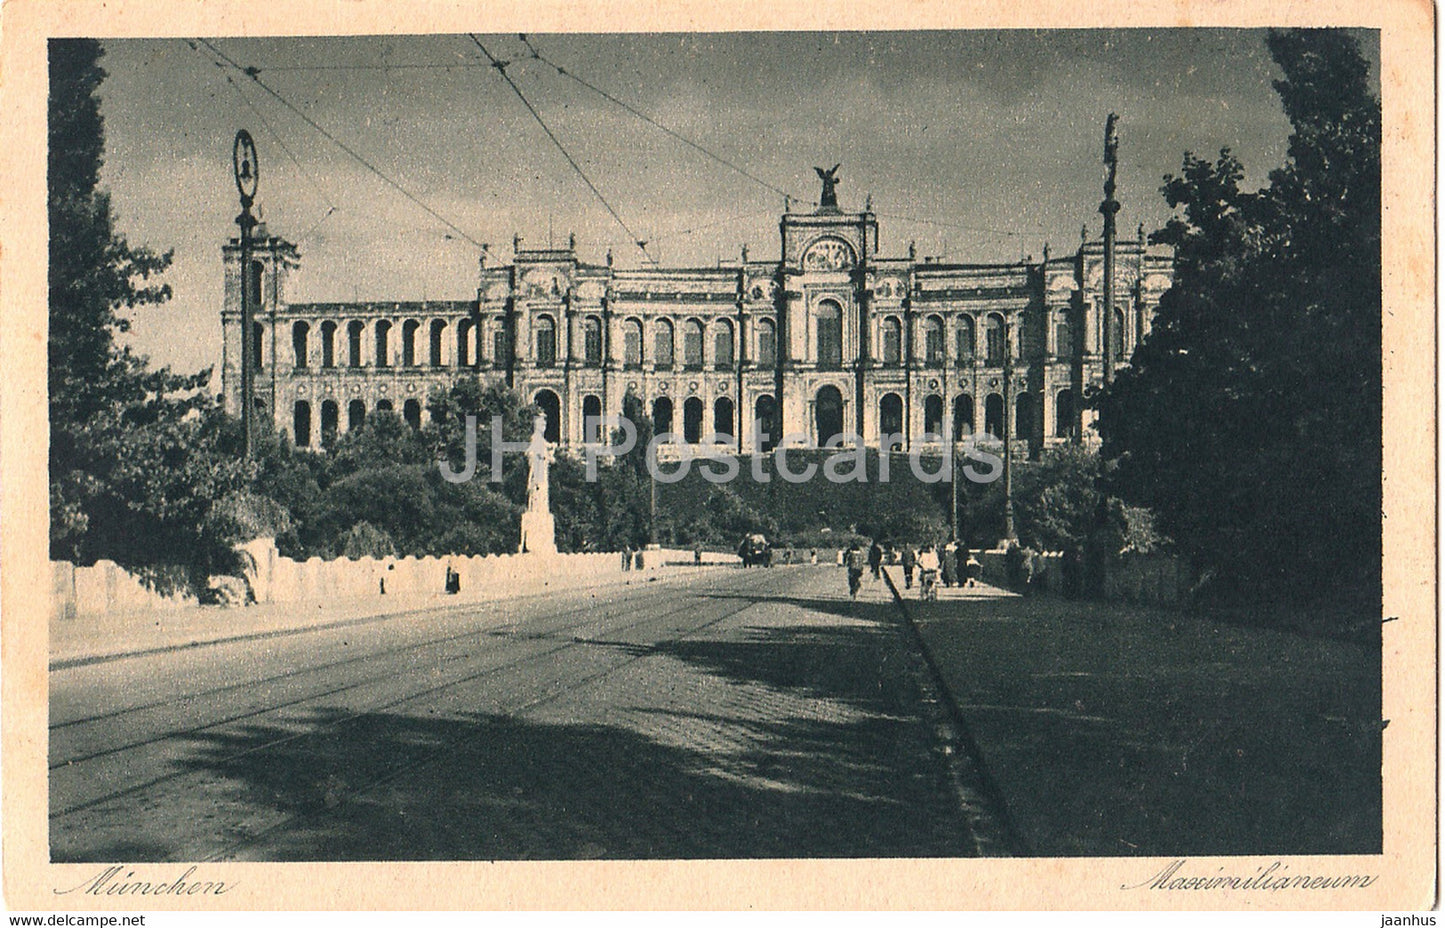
[50,569,780,825]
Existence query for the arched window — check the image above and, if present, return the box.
[292,321,309,370]
[252,321,265,370]
[957,317,976,360]
[430,319,447,367]
[293,400,311,447]
[881,316,902,365]
[925,315,945,367]
[985,393,1005,439]
[924,394,944,438]
[403,398,422,430]
[986,314,1005,365]
[1113,307,1127,360]
[375,398,394,416]
[652,396,674,437]
[623,319,643,367]
[714,396,735,439]
[347,399,366,432]
[456,318,474,367]
[816,300,842,369]
[402,319,420,367]
[713,320,734,369]
[756,318,776,368]
[683,396,704,443]
[954,394,974,440]
[754,394,778,452]
[654,319,675,369]
[374,320,391,368]
[320,400,339,448]
[815,385,844,446]
[1055,389,1074,438]
[1016,392,1035,442]
[1055,317,1072,359]
[492,323,508,367]
[347,321,364,368]
[534,390,561,443]
[583,316,603,365]
[535,315,557,368]
[582,395,603,443]
[683,319,704,369]
[879,393,904,447]
[320,320,336,368]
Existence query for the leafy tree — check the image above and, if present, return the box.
[1098,29,1380,603]
[48,39,251,587]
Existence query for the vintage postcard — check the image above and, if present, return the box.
[0,0,1434,913]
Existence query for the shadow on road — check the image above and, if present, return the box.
[104,600,976,862]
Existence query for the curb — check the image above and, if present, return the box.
[881,567,1031,856]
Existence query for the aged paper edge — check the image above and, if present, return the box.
[0,0,1435,911]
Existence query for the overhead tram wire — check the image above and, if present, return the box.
[185,40,340,239]
[516,35,802,206]
[195,37,485,250]
[467,34,657,266]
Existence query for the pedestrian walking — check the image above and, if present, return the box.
[868,540,884,581]
[954,543,968,590]
[964,549,982,587]
[941,538,958,587]
[901,544,917,589]
[845,542,866,600]
[917,544,940,601]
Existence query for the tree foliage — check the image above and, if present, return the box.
[1097,29,1380,602]
[48,39,252,586]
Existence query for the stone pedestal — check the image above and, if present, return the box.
[519,509,557,556]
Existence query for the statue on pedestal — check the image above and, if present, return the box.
[518,413,557,556]
[814,164,841,210]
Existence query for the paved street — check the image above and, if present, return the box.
[51,565,987,861]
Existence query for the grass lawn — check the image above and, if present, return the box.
[907,584,1381,857]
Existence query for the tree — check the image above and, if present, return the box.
[1098,29,1380,604]
[49,40,251,587]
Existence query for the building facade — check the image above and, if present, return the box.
[221,191,1173,457]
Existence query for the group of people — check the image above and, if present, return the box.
[843,537,982,601]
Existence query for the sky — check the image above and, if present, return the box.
[89,30,1378,380]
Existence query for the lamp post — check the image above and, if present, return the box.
[1101,113,1120,386]
[233,130,259,458]
[1002,314,1017,543]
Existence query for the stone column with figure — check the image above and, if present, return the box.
[518,413,558,555]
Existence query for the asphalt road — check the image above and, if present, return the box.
[50,565,987,861]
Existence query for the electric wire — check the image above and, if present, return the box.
[195,37,485,249]
[185,39,340,240]
[468,34,656,265]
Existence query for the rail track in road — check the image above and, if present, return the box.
[51,566,996,861]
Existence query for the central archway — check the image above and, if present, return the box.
[534,389,561,443]
[815,385,844,447]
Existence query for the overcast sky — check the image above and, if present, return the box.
[90,30,1377,379]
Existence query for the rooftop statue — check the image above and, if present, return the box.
[814,164,841,209]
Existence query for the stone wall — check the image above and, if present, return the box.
[54,544,625,620]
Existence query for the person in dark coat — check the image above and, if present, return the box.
[868,540,884,581]
[954,543,969,590]
[900,544,917,589]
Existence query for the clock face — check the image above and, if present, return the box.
[233,130,259,200]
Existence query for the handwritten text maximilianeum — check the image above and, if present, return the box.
[1125,860,1379,892]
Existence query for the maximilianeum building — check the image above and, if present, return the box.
[221,182,1173,459]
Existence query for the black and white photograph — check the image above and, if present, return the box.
[1,0,1434,913]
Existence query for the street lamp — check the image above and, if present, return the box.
[1002,314,1017,544]
[233,130,259,458]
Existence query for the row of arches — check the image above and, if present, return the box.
[278,318,481,372]
[290,397,425,448]
[522,387,1076,452]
